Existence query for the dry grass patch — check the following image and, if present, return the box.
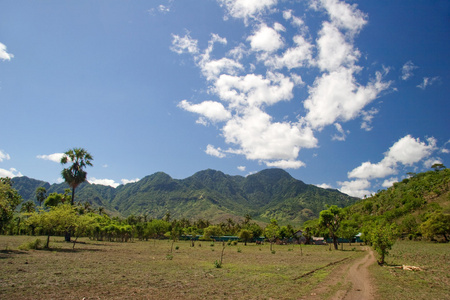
[0,236,364,299]
[370,240,450,300]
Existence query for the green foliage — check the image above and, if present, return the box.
[18,238,42,250]
[319,205,343,250]
[35,187,47,206]
[213,260,222,268]
[0,177,22,233]
[368,222,399,265]
[60,148,93,205]
[44,190,72,207]
[203,225,224,240]
[13,168,358,225]
[420,212,450,242]
[237,229,253,245]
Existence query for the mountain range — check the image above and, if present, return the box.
[11,168,358,225]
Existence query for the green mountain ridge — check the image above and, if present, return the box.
[12,168,358,225]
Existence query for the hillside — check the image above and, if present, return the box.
[12,168,358,225]
[345,168,450,239]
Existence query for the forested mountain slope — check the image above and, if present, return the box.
[12,168,358,225]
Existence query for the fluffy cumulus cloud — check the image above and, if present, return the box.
[304,69,391,129]
[247,24,284,53]
[172,0,393,171]
[37,153,65,163]
[0,168,22,178]
[338,179,371,198]
[339,135,438,197]
[0,43,14,61]
[178,100,231,123]
[218,0,278,22]
[170,33,199,54]
[89,177,140,188]
[349,135,437,180]
[89,177,121,188]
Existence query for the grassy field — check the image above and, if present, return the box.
[0,236,362,300]
[1,237,449,299]
[370,240,450,300]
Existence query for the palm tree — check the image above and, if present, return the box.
[60,148,93,205]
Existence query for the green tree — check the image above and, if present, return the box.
[369,222,398,265]
[0,177,22,233]
[420,212,450,242]
[339,220,359,246]
[203,225,223,240]
[431,163,446,172]
[319,205,343,250]
[20,201,36,214]
[35,187,47,206]
[60,148,93,205]
[27,204,79,248]
[44,189,72,207]
[237,229,253,245]
[264,219,280,251]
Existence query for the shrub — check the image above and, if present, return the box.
[214,260,222,268]
[18,239,42,250]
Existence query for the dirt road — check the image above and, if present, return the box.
[306,247,377,300]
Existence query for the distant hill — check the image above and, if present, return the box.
[12,168,358,225]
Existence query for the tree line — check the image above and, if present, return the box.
[1,148,448,265]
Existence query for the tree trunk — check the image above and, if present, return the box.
[65,231,71,242]
[71,187,75,205]
[333,235,338,250]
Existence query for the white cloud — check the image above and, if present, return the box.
[214,72,294,107]
[304,68,391,129]
[0,43,14,61]
[331,123,348,141]
[205,144,227,158]
[417,76,440,90]
[360,108,379,131]
[316,22,360,72]
[348,135,437,180]
[0,168,22,178]
[237,166,246,171]
[348,160,396,180]
[423,157,442,169]
[247,24,284,53]
[170,33,199,54]
[121,178,140,185]
[315,0,367,34]
[89,177,120,188]
[265,35,313,70]
[338,179,371,198]
[222,107,317,161]
[178,100,232,123]
[316,183,333,189]
[387,135,437,166]
[401,61,417,80]
[37,153,65,163]
[218,0,278,23]
[158,5,170,13]
[264,159,305,169]
[0,150,11,162]
[382,177,398,188]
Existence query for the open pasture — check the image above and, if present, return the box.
[0,236,362,300]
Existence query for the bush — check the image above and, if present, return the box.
[214,260,222,268]
[18,239,42,250]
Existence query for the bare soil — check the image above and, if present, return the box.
[306,247,376,300]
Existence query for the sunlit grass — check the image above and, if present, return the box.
[370,240,450,300]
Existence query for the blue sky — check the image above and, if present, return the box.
[1,0,448,197]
